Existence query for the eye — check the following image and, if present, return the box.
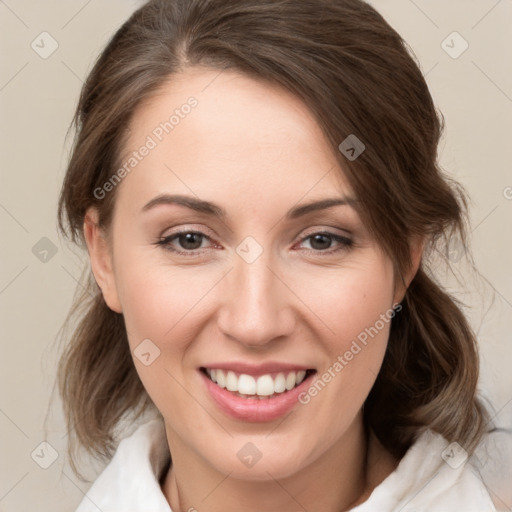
[296,231,353,254]
[154,230,217,256]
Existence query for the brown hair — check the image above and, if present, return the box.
[57,0,489,479]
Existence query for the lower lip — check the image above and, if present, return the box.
[200,370,314,422]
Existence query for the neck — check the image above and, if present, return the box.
[161,415,396,512]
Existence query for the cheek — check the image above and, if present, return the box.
[295,254,395,415]
[332,273,395,355]
[292,254,396,351]
[113,255,208,417]
[114,248,209,346]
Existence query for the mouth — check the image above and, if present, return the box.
[200,367,316,399]
[199,364,317,422]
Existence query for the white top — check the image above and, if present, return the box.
[75,417,512,512]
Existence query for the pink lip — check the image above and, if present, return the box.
[199,368,315,422]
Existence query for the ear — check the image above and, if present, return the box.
[393,235,426,305]
[83,207,123,313]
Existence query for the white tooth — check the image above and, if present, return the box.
[285,372,297,390]
[256,375,275,396]
[274,373,286,393]
[238,374,256,395]
[226,371,238,391]
[211,369,308,396]
[216,369,226,388]
[296,370,306,385]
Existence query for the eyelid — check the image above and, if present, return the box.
[158,223,218,240]
[297,225,353,239]
[159,229,216,244]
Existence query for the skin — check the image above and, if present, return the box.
[84,67,424,512]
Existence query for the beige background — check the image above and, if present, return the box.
[1,1,511,510]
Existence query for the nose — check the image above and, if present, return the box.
[216,250,296,348]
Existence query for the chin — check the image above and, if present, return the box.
[200,431,316,482]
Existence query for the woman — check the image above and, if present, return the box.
[56,0,508,510]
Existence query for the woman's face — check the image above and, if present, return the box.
[88,67,405,480]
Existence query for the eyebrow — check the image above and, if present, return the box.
[141,194,357,219]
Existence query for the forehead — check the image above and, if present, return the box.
[117,66,353,212]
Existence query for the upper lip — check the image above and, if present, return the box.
[200,361,315,376]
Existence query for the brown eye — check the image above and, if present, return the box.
[155,230,212,255]
[176,232,204,250]
[298,232,353,253]
[309,234,333,250]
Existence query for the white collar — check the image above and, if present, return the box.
[76,418,172,512]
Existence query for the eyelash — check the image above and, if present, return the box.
[153,229,354,257]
